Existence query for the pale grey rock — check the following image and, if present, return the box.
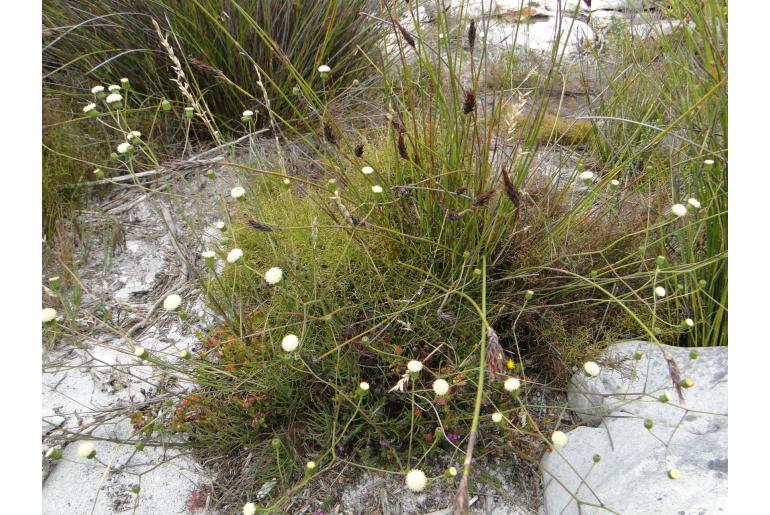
[541,340,727,515]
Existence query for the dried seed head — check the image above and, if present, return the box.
[397,131,409,161]
[395,20,416,49]
[462,89,476,115]
[501,169,521,207]
[468,19,477,51]
[247,219,274,232]
[354,143,365,157]
[323,122,337,146]
[472,190,495,207]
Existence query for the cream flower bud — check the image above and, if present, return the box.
[230,186,246,199]
[671,203,688,217]
[654,286,666,297]
[432,378,449,396]
[491,412,503,423]
[687,198,701,209]
[264,266,283,285]
[105,92,123,104]
[42,308,58,323]
[163,294,182,311]
[684,318,694,328]
[134,346,147,359]
[668,468,681,479]
[281,334,299,352]
[108,84,121,92]
[361,166,374,175]
[215,220,226,231]
[405,469,427,492]
[77,442,95,458]
[359,381,370,392]
[371,185,383,193]
[318,65,331,73]
[407,360,423,373]
[583,361,600,377]
[306,460,316,471]
[503,377,521,392]
[703,159,715,166]
[551,430,568,448]
[610,179,620,188]
[578,171,595,183]
[227,248,243,263]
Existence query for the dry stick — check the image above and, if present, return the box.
[252,63,286,172]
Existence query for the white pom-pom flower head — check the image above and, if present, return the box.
[405,469,427,492]
[671,203,688,217]
[654,286,666,298]
[687,198,701,210]
[407,360,423,373]
[281,334,299,352]
[243,502,256,515]
[105,92,123,105]
[503,377,521,392]
[491,412,503,423]
[371,185,383,194]
[264,266,283,285]
[163,294,182,311]
[117,142,133,155]
[551,430,568,448]
[361,166,374,175]
[578,171,595,183]
[227,248,243,264]
[42,308,58,323]
[230,186,246,199]
[432,378,449,396]
[77,441,96,459]
[91,85,105,94]
[318,64,331,74]
[583,361,600,377]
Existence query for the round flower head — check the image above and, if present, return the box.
[447,466,457,477]
[491,412,503,423]
[282,178,291,186]
[117,142,133,154]
[610,179,620,187]
[163,294,182,311]
[305,461,317,472]
[361,166,374,175]
[83,102,97,113]
[42,308,58,323]
[667,468,681,480]
[91,85,105,94]
[127,130,141,141]
[583,361,600,377]
[242,110,254,118]
[243,502,256,515]
[179,349,191,359]
[134,346,147,359]
[687,198,701,209]
[230,186,246,199]
[654,286,666,298]
[405,469,427,493]
[504,377,521,392]
[671,203,688,217]
[202,250,216,259]
[77,441,95,458]
[432,378,450,396]
[318,65,331,74]
[703,159,715,166]
[108,84,121,92]
[215,220,226,230]
[578,171,595,182]
[551,430,568,448]
[359,381,370,392]
[105,92,123,104]
[120,77,130,86]
[281,334,299,352]
[684,318,694,328]
[371,185,383,193]
[227,248,243,264]
[264,266,283,285]
[407,360,423,373]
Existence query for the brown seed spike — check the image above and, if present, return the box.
[472,190,495,207]
[247,219,274,232]
[395,20,416,49]
[462,89,476,115]
[354,144,364,157]
[468,19,476,51]
[397,132,409,161]
[501,169,521,208]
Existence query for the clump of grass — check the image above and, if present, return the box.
[43,0,381,127]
